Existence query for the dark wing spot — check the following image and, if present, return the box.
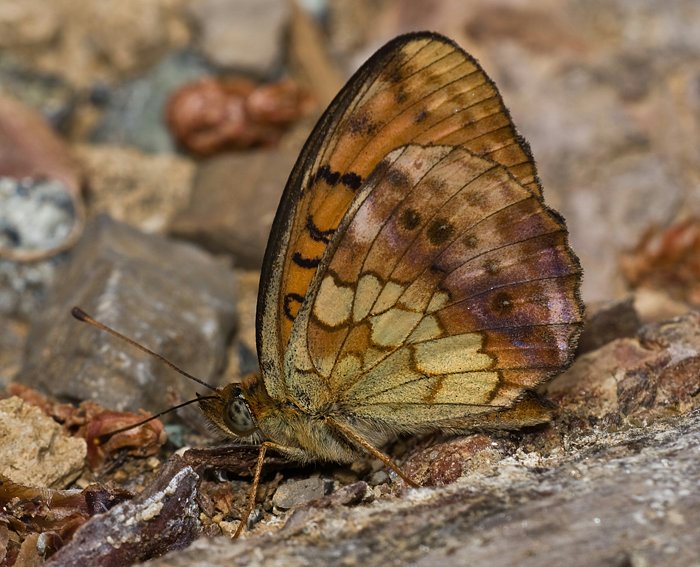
[314,166,362,191]
[415,109,428,123]
[491,291,515,316]
[292,252,321,269]
[426,218,455,245]
[306,215,335,244]
[386,168,410,187]
[399,208,421,231]
[340,172,362,190]
[394,87,409,104]
[347,112,378,136]
[315,165,340,186]
[283,293,305,321]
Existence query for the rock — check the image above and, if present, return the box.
[0,93,84,271]
[45,456,201,566]
[288,5,345,108]
[576,297,641,355]
[0,0,190,88]
[170,147,301,268]
[633,288,690,324]
[547,311,700,425]
[0,178,79,258]
[187,0,291,75]
[402,434,502,487]
[0,396,86,488]
[621,217,700,307]
[91,50,214,154]
[0,93,85,315]
[220,270,259,385]
[74,144,194,234]
[272,477,332,510]
[17,216,237,417]
[0,176,81,317]
[0,473,133,562]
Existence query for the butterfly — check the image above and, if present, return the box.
[75,31,583,537]
[189,31,584,535]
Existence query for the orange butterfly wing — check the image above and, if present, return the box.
[257,32,542,401]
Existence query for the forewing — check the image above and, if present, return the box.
[284,145,583,428]
[258,32,540,401]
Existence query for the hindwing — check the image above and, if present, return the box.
[283,145,582,426]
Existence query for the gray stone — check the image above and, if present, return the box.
[187,0,290,75]
[170,147,301,268]
[272,477,332,510]
[0,254,63,319]
[91,50,214,154]
[0,177,76,253]
[17,216,237,417]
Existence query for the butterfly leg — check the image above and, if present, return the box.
[233,441,306,538]
[324,416,419,488]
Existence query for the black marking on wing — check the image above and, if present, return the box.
[283,293,305,321]
[313,165,363,191]
[307,215,335,244]
[292,252,321,269]
[340,172,362,190]
[315,165,340,186]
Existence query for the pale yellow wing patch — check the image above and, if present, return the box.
[413,334,492,374]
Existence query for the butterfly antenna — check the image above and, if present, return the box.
[95,395,219,444]
[71,306,219,393]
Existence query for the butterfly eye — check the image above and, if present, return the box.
[225,396,257,436]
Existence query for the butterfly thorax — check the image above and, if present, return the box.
[199,373,366,463]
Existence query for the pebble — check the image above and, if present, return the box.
[272,477,333,510]
[17,215,237,417]
[0,396,86,488]
[91,50,213,154]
